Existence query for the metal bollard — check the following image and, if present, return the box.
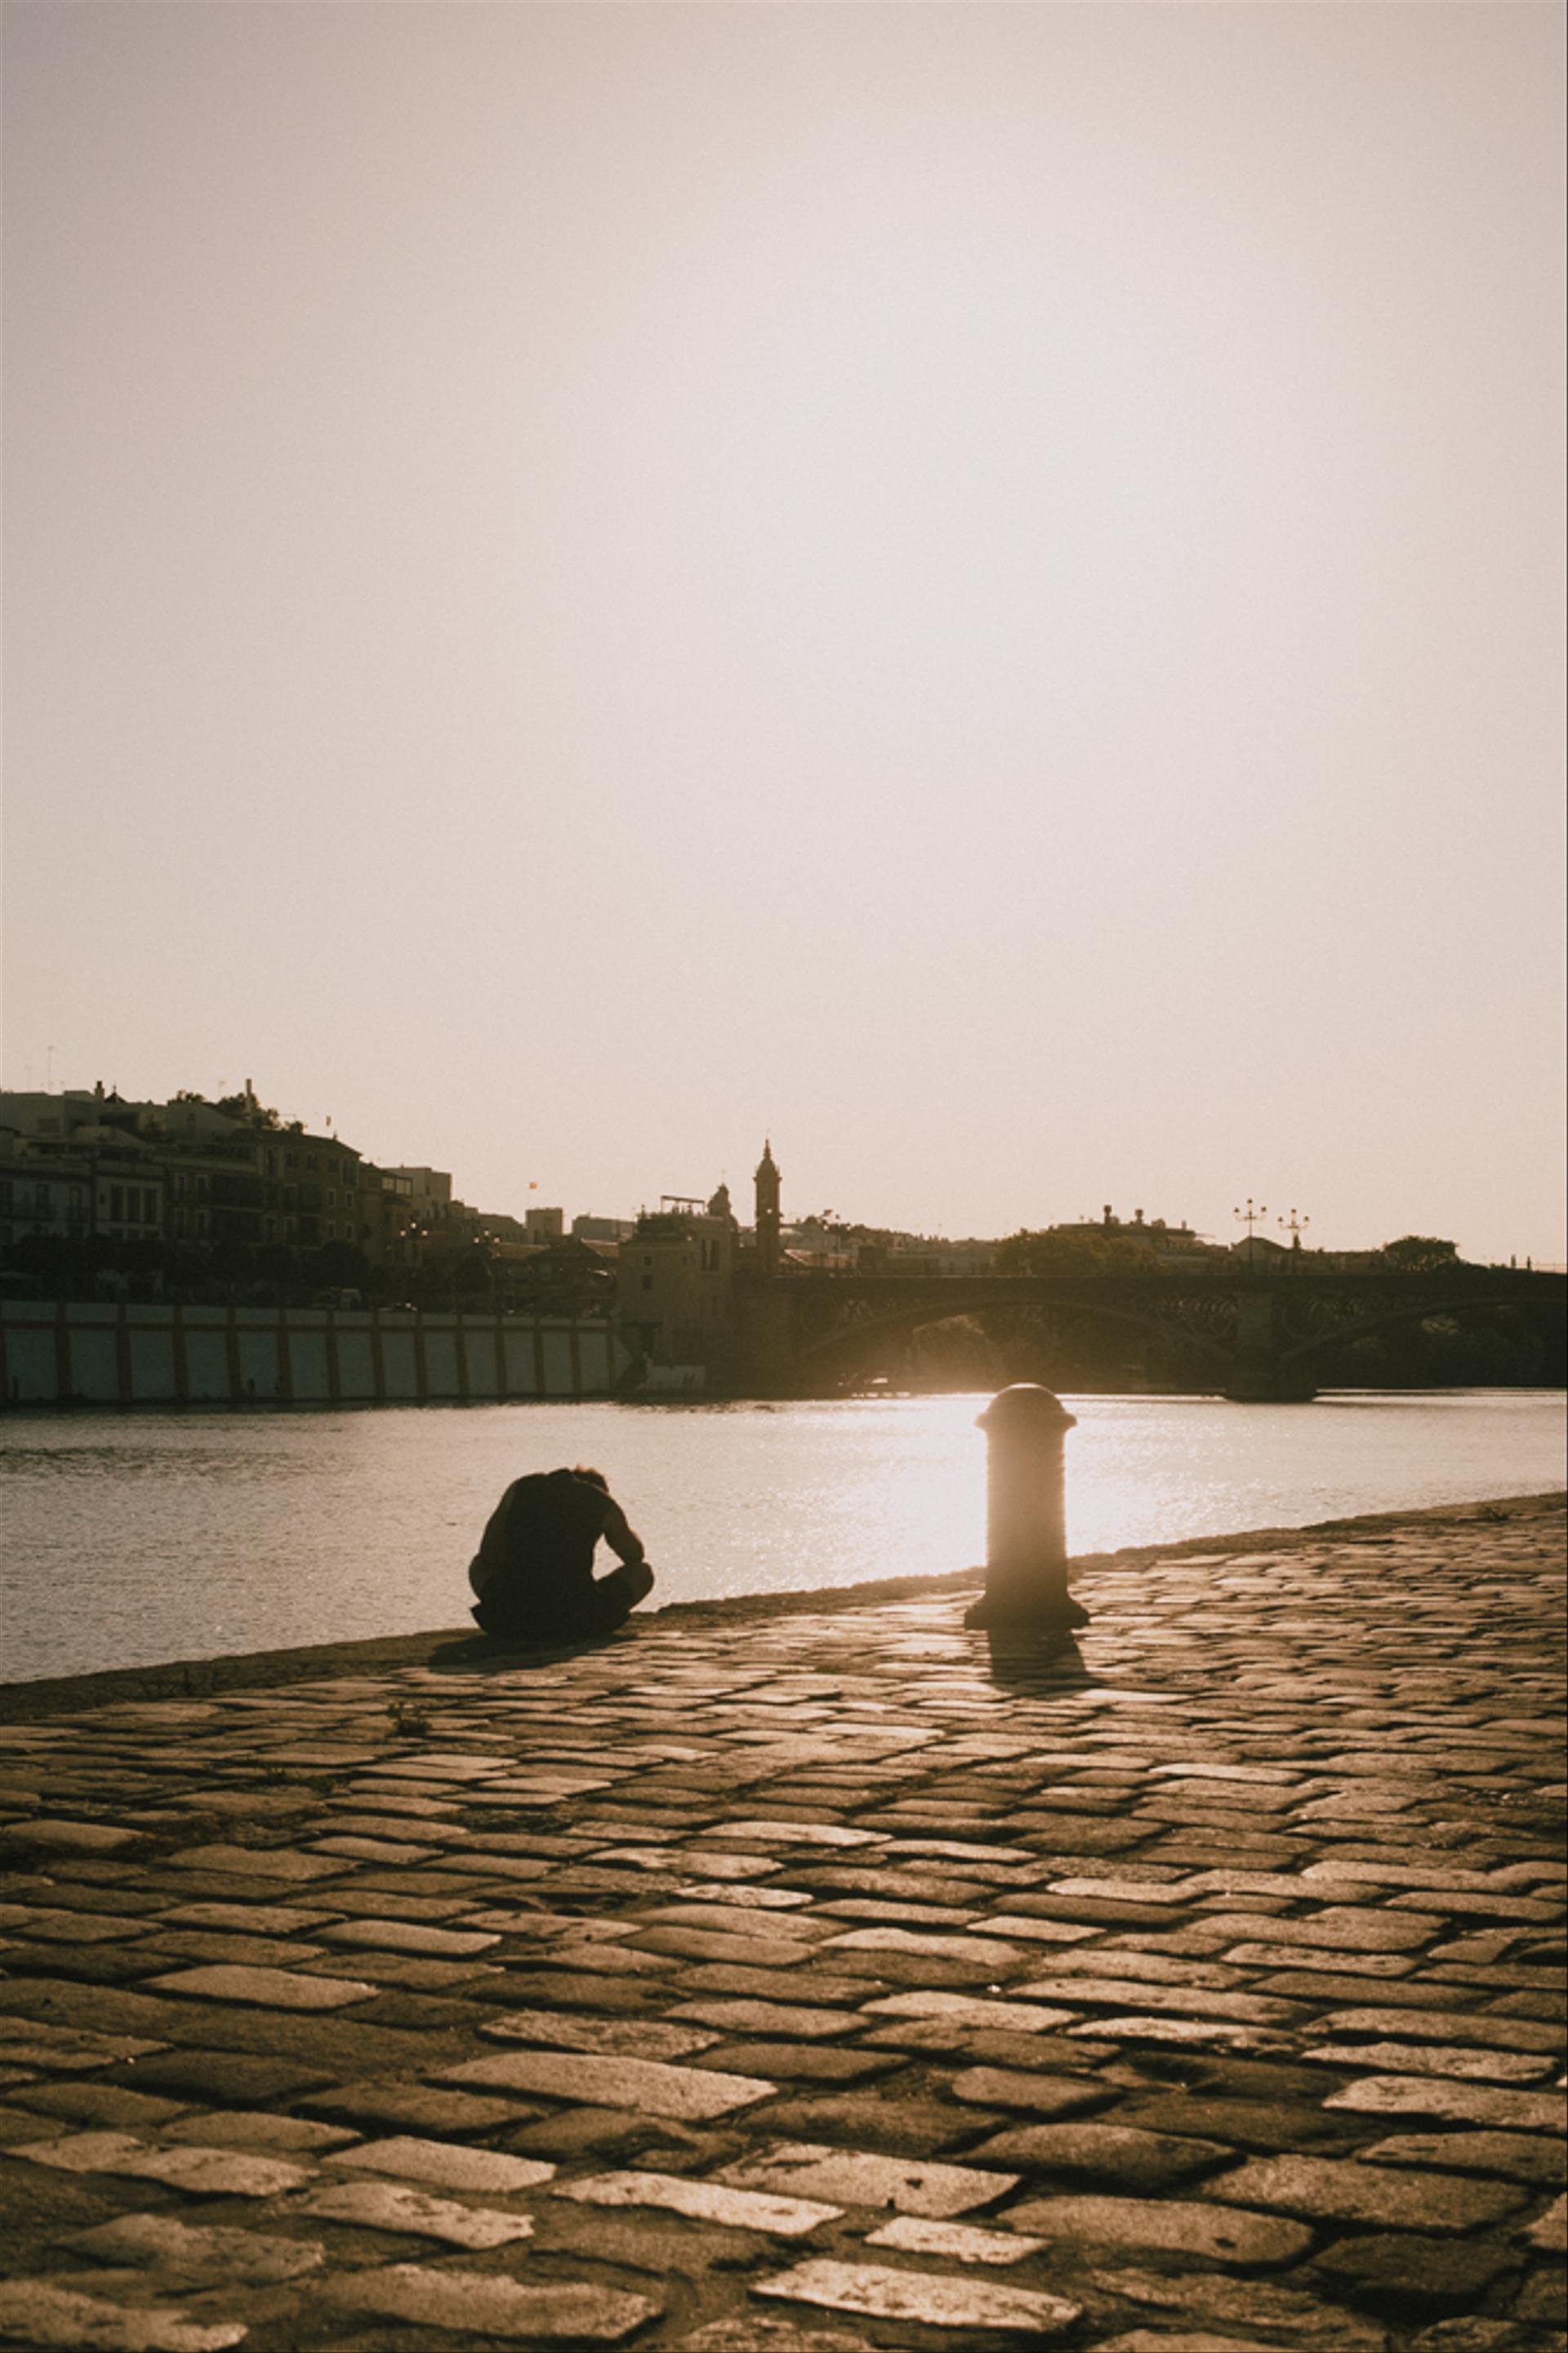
[964,1384,1088,1630]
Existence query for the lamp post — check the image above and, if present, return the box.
[1234,1198,1268,1266]
[1278,1209,1310,1258]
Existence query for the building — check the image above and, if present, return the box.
[253,1130,363,1254]
[572,1214,636,1246]
[620,1188,739,1370]
[0,1148,93,1253]
[1049,1205,1210,1260]
[0,1087,121,1138]
[1227,1233,1293,1268]
[753,1143,782,1277]
[363,1168,417,1268]
[853,1234,999,1278]
[0,1131,163,1267]
[0,1086,390,1271]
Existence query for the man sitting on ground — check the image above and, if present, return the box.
[468,1465,654,1644]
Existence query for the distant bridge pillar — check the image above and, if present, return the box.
[964,1384,1088,1631]
[1227,1289,1317,1402]
[732,1283,801,1398]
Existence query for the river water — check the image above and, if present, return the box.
[2,1388,1562,1686]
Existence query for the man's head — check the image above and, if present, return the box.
[572,1465,609,1491]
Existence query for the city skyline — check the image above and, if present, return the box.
[5,4,1564,1267]
[1,1074,1549,1269]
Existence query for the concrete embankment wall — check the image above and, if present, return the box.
[0,1298,629,1408]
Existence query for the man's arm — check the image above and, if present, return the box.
[469,1483,517,1598]
[598,1495,646,1569]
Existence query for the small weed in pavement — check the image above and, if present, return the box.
[388,1698,434,1739]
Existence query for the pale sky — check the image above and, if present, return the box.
[4,2,1564,1262]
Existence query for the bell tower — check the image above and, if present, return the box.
[754,1139,781,1277]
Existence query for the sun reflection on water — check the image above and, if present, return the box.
[0,1387,1561,1682]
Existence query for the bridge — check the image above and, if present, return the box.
[728,1263,1567,1401]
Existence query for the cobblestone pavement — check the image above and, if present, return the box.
[0,1495,1562,2353]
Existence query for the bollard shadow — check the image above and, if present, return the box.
[982,1627,1092,1697]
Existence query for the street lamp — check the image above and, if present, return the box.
[1278,1209,1310,1255]
[1234,1199,1267,1265]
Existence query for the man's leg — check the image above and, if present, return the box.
[583,1558,655,1635]
[472,1596,532,1640]
[475,1562,653,1645]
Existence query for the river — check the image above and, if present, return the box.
[1,1388,1562,1686]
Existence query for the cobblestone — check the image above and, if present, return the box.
[1362,2128,1568,2183]
[0,2282,246,2351]
[1302,2037,1556,2082]
[440,2045,778,2116]
[1309,2230,1524,2311]
[754,2257,1083,2334]
[319,2262,660,2339]
[555,2166,842,2234]
[864,2213,1045,2263]
[1325,2074,1567,2130]
[61,2211,327,2284]
[969,2120,1234,2190]
[1091,2264,1389,2351]
[142,1963,378,2010]
[721,2141,1020,2216]
[0,1493,1561,2351]
[15,2128,314,2197]
[1203,2150,1528,2230]
[1004,2190,1315,2266]
[322,2131,555,2191]
[298,2174,536,2244]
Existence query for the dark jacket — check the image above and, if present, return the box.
[468,1469,642,1620]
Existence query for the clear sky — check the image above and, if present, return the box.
[5,2,1564,1262]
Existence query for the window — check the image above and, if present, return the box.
[642,1276,653,1291]
[109,1186,123,1220]
[144,1189,158,1223]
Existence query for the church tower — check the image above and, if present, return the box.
[754,1139,781,1277]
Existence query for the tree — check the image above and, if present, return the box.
[216,1091,283,1130]
[307,1241,370,1290]
[1379,1235,1463,1275]
[996,1228,1167,1277]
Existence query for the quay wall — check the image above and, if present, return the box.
[0,1298,629,1409]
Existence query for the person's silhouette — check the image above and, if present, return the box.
[468,1466,653,1644]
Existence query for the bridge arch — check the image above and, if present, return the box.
[791,1289,1231,1379]
[1278,1288,1548,1370]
